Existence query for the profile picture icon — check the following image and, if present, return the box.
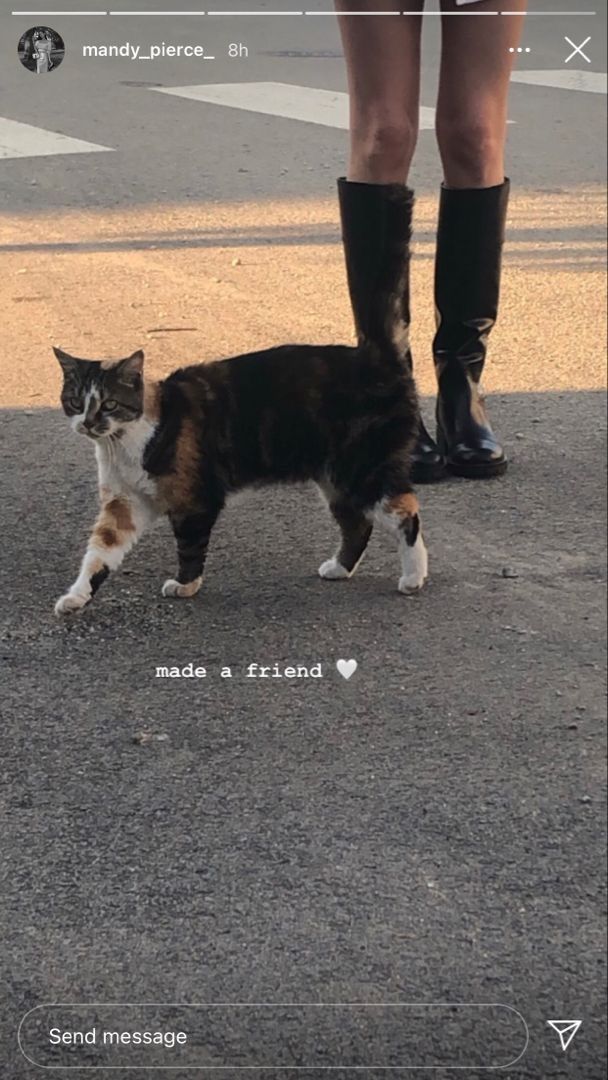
[18,26,65,74]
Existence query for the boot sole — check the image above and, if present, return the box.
[446,458,508,479]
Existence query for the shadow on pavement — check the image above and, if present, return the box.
[1,222,605,274]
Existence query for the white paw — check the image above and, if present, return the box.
[54,591,90,616]
[398,573,427,595]
[398,536,428,594]
[161,577,202,598]
[318,558,350,581]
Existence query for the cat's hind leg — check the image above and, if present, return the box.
[375,491,428,594]
[54,496,155,615]
[318,498,373,581]
[162,508,220,599]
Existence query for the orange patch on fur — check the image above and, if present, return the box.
[387,493,419,518]
[143,380,161,422]
[178,577,202,597]
[93,497,135,549]
[106,496,134,533]
[159,415,200,510]
[96,525,118,547]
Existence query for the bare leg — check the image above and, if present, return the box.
[436,0,527,188]
[335,1,424,183]
[55,496,155,614]
[374,491,428,594]
[318,499,373,580]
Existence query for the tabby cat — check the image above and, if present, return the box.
[54,341,427,615]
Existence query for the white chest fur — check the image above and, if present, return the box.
[96,417,159,503]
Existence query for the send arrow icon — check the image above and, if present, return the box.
[547,1020,582,1052]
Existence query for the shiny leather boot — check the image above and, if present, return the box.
[338,177,445,484]
[434,179,510,478]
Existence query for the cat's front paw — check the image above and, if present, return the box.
[318,558,350,580]
[161,577,202,599]
[54,590,90,616]
[398,574,426,595]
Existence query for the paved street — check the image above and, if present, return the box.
[0,2,606,1077]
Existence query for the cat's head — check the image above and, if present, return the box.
[54,347,145,440]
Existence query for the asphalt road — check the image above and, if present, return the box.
[0,2,606,1078]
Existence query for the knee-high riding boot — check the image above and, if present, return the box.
[337,177,445,484]
[434,179,510,478]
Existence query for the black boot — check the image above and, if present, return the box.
[433,179,510,478]
[337,177,445,484]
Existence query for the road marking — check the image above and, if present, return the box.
[152,82,437,130]
[0,117,113,160]
[511,69,607,94]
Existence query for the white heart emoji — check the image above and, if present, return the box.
[336,658,358,680]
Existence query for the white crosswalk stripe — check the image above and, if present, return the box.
[152,70,608,131]
[152,81,438,130]
[0,117,113,161]
[511,69,607,95]
[3,68,601,166]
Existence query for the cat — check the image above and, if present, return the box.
[53,341,428,615]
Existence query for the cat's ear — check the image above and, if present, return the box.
[53,346,79,375]
[117,350,145,378]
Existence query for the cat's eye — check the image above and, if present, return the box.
[67,397,82,411]
[103,399,119,413]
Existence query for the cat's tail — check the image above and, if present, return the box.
[338,178,414,372]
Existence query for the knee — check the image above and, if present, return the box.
[350,113,418,182]
[436,112,504,187]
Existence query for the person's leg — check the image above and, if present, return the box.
[336,2,424,183]
[431,0,526,477]
[336,1,444,482]
[436,0,525,188]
